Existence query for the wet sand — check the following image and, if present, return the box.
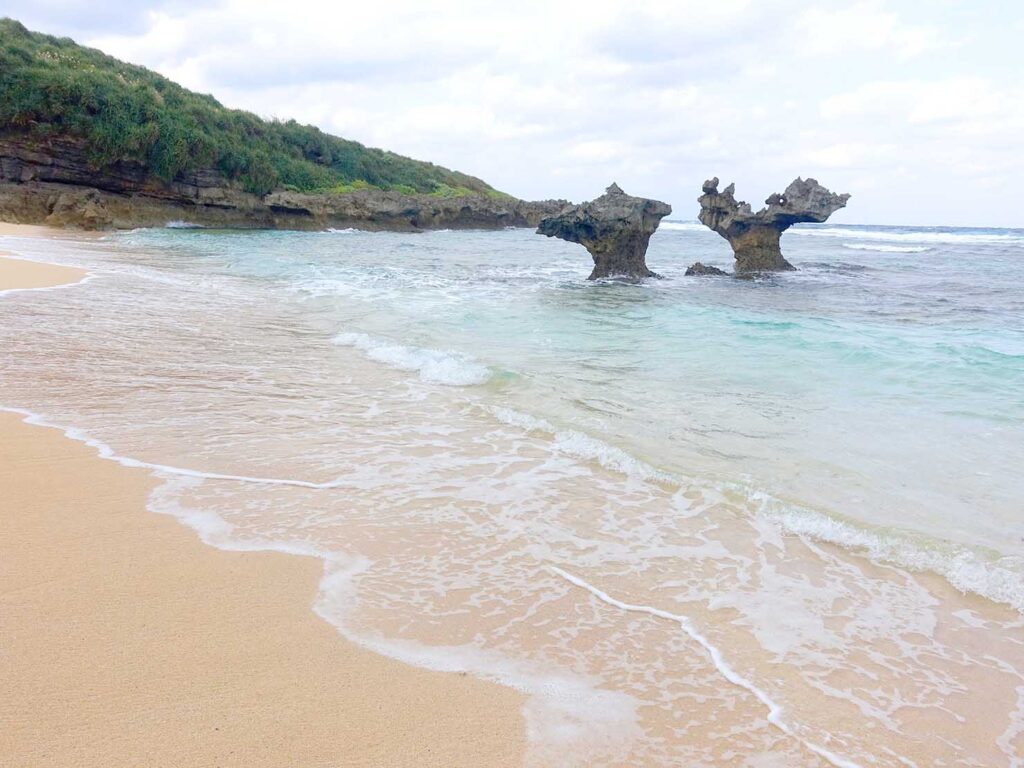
[0,238,526,767]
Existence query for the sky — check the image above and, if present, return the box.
[7,0,1024,226]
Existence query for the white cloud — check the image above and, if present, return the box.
[804,142,897,169]
[796,2,947,59]
[9,0,1024,225]
[821,78,1012,124]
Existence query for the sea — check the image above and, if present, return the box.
[2,220,1022,766]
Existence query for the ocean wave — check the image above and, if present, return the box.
[791,227,1024,245]
[315,558,642,763]
[325,227,362,234]
[488,406,673,482]
[658,221,706,232]
[3,406,345,489]
[493,403,1024,615]
[551,566,860,768]
[334,331,492,386]
[841,243,930,253]
[164,220,204,229]
[751,492,1024,613]
[3,405,641,763]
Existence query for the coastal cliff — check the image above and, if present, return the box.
[0,134,562,231]
[0,19,560,231]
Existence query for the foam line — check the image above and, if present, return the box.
[549,565,862,768]
[841,243,929,253]
[1,407,345,490]
[1,270,337,489]
[0,271,96,297]
[791,227,1023,245]
[334,331,492,386]
[488,406,675,483]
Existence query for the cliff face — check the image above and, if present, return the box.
[0,134,562,231]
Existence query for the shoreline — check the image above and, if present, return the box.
[5,221,1021,765]
[0,240,87,294]
[0,233,527,767]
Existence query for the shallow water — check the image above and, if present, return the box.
[2,221,1022,765]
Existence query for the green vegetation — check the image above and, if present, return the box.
[0,18,499,197]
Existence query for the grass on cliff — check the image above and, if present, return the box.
[0,18,500,197]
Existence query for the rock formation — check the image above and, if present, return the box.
[684,262,728,276]
[0,134,563,231]
[536,183,672,280]
[697,177,850,273]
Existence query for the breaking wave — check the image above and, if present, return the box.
[841,243,930,253]
[334,331,492,386]
[658,221,706,232]
[792,226,1024,245]
[751,491,1024,613]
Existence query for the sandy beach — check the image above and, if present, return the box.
[0,229,88,291]
[0,236,526,767]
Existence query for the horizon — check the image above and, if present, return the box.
[5,0,1023,228]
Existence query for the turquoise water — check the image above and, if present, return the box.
[125,221,1024,563]
[2,221,1023,765]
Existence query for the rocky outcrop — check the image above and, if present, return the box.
[536,183,671,280]
[697,177,850,273]
[0,133,563,231]
[684,262,728,276]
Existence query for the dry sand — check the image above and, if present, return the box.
[0,255,86,292]
[0,240,526,767]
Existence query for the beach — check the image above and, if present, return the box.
[0,233,526,768]
[1,220,1021,766]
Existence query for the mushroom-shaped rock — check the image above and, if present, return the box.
[537,183,672,280]
[698,177,850,273]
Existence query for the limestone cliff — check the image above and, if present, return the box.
[0,134,562,231]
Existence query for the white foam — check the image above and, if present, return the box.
[314,558,642,763]
[1,405,643,763]
[841,243,930,253]
[0,248,95,297]
[325,227,362,234]
[755,494,1024,613]
[488,406,673,483]
[550,566,862,768]
[488,404,1024,617]
[791,227,1024,245]
[658,221,707,232]
[0,272,96,298]
[164,220,204,229]
[1,407,349,489]
[334,331,492,386]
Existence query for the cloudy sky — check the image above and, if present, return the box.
[8,0,1023,226]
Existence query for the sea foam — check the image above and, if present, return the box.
[752,491,1024,613]
[488,406,673,482]
[792,226,1024,245]
[658,221,707,232]
[333,331,492,386]
[841,243,930,253]
[550,566,861,768]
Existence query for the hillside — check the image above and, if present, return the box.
[0,18,497,197]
